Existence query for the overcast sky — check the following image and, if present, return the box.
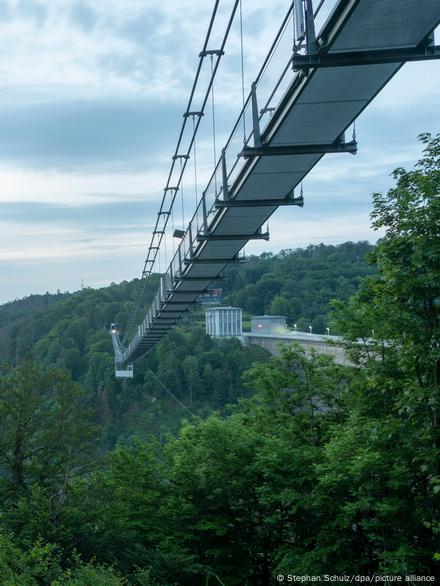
[0,0,439,304]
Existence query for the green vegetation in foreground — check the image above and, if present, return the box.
[0,133,438,584]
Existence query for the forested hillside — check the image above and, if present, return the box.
[0,239,374,370]
[0,134,438,585]
[224,240,375,332]
[0,239,373,441]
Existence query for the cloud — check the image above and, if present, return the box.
[245,211,384,257]
[0,164,168,206]
[0,0,10,19]
[0,98,180,171]
[17,0,47,25]
[0,199,156,225]
[69,0,97,31]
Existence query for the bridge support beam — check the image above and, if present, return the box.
[159,309,191,314]
[292,44,440,70]
[197,231,269,242]
[184,255,245,264]
[174,276,224,282]
[168,288,223,296]
[215,195,304,208]
[241,136,357,158]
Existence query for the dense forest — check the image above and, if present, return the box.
[0,133,439,584]
[0,233,374,441]
[223,240,375,332]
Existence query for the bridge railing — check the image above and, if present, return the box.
[125,0,344,359]
[169,1,343,244]
[208,0,340,200]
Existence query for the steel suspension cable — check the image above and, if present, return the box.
[122,1,221,344]
[216,3,292,166]
[314,0,326,18]
[197,3,293,204]
[138,0,239,275]
[122,1,239,345]
[125,0,330,347]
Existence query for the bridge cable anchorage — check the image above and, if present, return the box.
[199,48,225,58]
[293,0,317,56]
[293,0,304,53]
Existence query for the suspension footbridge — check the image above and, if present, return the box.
[111,0,440,378]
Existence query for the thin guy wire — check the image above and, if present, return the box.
[148,369,195,417]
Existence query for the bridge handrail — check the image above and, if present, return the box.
[121,0,343,362]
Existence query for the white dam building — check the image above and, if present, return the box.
[205,308,349,365]
[205,307,243,338]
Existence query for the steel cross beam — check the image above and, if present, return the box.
[166,291,203,296]
[168,288,218,295]
[164,303,198,308]
[241,139,357,158]
[184,256,245,264]
[197,231,270,242]
[215,195,304,208]
[292,45,440,70]
[158,308,192,313]
[155,315,181,320]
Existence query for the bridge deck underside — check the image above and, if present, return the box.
[123,0,440,364]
